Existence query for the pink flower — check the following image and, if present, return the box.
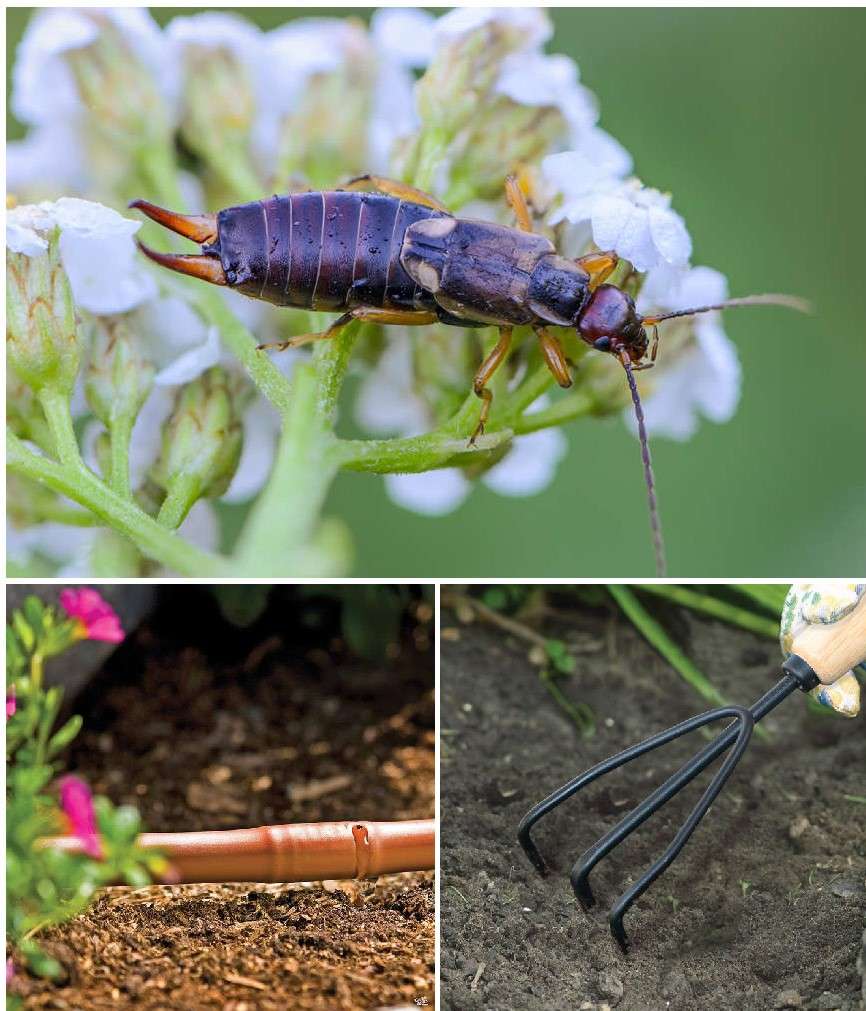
[6,686,16,720]
[59,588,124,644]
[59,775,103,859]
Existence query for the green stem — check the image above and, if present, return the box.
[7,432,229,577]
[38,388,82,467]
[335,426,511,474]
[203,144,262,204]
[514,391,594,434]
[635,585,779,639]
[232,364,340,574]
[156,474,202,530]
[191,289,294,413]
[108,415,134,499]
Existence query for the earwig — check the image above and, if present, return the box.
[132,174,808,576]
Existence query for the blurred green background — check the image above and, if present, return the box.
[7,8,866,577]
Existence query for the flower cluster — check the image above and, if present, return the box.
[7,7,743,575]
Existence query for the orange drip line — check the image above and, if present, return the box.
[45,819,435,884]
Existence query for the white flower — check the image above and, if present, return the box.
[355,338,428,437]
[384,420,567,517]
[7,120,88,198]
[434,8,552,50]
[166,11,263,67]
[11,7,175,127]
[495,52,599,145]
[123,294,293,503]
[356,338,568,515]
[590,181,691,273]
[7,518,98,572]
[368,8,436,172]
[632,266,741,440]
[6,198,156,313]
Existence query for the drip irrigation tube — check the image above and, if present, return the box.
[46,819,435,884]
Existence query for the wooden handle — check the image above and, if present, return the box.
[792,594,866,684]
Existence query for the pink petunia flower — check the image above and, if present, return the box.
[59,588,124,644]
[59,775,103,859]
[6,686,16,720]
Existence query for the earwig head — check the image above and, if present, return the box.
[578,285,647,360]
[129,199,227,286]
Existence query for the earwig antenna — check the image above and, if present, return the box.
[619,352,666,577]
[642,292,811,325]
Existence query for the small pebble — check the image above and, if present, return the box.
[830,877,864,899]
[813,993,844,1011]
[597,969,624,1003]
[788,815,810,840]
[773,990,803,1009]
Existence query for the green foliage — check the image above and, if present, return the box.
[6,596,155,981]
[302,585,423,662]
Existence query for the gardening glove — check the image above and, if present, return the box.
[780,581,865,717]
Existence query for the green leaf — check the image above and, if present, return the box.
[544,638,576,676]
[12,610,35,652]
[211,584,272,627]
[47,715,83,756]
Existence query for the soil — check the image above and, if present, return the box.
[12,586,435,1011]
[440,591,866,1011]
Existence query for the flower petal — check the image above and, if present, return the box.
[385,469,470,516]
[482,427,568,497]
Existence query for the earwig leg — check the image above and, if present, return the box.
[469,326,513,446]
[631,361,654,372]
[535,327,573,389]
[504,174,534,232]
[575,250,619,290]
[256,307,438,353]
[256,311,355,352]
[348,307,438,326]
[342,174,450,213]
[650,325,659,362]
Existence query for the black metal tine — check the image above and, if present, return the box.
[569,704,754,911]
[607,705,754,953]
[518,707,743,877]
[518,674,801,885]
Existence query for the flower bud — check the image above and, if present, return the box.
[265,20,376,188]
[84,317,154,429]
[6,232,80,397]
[7,371,52,449]
[151,366,243,502]
[64,14,173,165]
[175,38,258,175]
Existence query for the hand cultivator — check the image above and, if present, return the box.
[48,819,434,884]
[518,594,866,953]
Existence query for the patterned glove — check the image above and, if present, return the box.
[780,581,864,717]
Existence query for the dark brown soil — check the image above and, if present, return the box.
[12,586,435,1011]
[440,591,866,1011]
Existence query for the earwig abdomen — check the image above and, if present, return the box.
[215,192,448,313]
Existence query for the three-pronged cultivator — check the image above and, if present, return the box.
[518,596,866,952]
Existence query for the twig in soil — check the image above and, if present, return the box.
[224,972,267,990]
[443,593,595,736]
[470,962,486,992]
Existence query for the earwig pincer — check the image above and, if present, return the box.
[132,175,807,575]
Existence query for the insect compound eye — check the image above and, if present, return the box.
[593,336,612,351]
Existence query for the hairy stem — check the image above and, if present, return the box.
[38,388,82,467]
[7,433,229,577]
[108,414,134,499]
[156,474,202,530]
